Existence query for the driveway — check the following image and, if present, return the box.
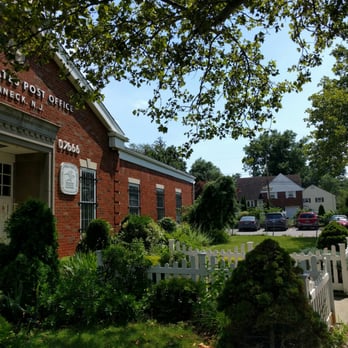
[232,226,321,238]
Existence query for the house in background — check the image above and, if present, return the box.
[302,185,336,213]
[236,173,303,218]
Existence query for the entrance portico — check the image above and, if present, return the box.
[0,103,59,242]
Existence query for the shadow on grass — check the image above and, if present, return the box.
[14,322,206,348]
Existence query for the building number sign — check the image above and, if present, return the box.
[57,139,80,154]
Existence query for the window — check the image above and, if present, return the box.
[315,197,324,203]
[286,191,295,198]
[270,192,278,199]
[175,189,182,223]
[0,163,11,196]
[247,200,256,208]
[129,182,140,215]
[303,198,311,203]
[156,186,165,220]
[80,168,96,232]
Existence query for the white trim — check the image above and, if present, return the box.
[128,177,140,185]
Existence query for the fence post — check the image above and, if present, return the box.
[324,256,336,324]
[168,239,175,254]
[246,241,254,252]
[339,243,348,294]
[96,250,103,267]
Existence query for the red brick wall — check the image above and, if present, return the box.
[0,59,119,256]
[117,159,194,225]
[0,57,194,257]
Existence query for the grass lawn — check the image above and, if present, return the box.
[8,322,210,348]
[211,234,318,254]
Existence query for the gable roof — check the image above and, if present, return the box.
[267,173,303,192]
[303,184,335,197]
[236,174,302,201]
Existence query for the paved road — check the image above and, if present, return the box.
[231,226,321,238]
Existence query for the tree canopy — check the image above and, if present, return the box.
[242,130,307,176]
[189,158,222,182]
[305,45,348,178]
[1,0,347,155]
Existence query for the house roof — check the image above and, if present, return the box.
[236,174,302,200]
[303,184,335,197]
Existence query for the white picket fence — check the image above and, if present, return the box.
[96,238,348,326]
[290,242,348,294]
[148,239,254,283]
[146,239,348,325]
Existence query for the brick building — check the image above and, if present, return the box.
[0,52,194,257]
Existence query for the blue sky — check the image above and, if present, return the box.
[102,29,338,177]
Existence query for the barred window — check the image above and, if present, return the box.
[156,187,165,220]
[175,190,182,223]
[80,168,96,232]
[129,183,140,215]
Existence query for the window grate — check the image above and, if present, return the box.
[80,168,97,232]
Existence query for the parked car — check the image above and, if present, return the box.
[329,215,348,228]
[297,212,319,230]
[238,216,260,231]
[264,212,288,231]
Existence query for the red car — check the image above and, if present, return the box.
[330,215,348,228]
[297,212,319,230]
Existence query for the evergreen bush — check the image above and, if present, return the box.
[145,277,204,323]
[158,217,177,233]
[318,204,325,216]
[185,176,237,243]
[0,199,59,325]
[217,239,329,348]
[317,221,348,250]
[85,218,112,251]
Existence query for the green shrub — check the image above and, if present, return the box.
[158,217,177,233]
[85,218,112,251]
[118,215,165,251]
[102,241,151,299]
[0,199,59,325]
[44,252,138,328]
[158,247,186,266]
[217,239,329,348]
[171,223,212,248]
[185,176,237,243]
[0,254,52,323]
[192,269,227,337]
[0,314,14,346]
[145,277,204,323]
[317,221,348,250]
[5,199,58,269]
[318,204,325,216]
